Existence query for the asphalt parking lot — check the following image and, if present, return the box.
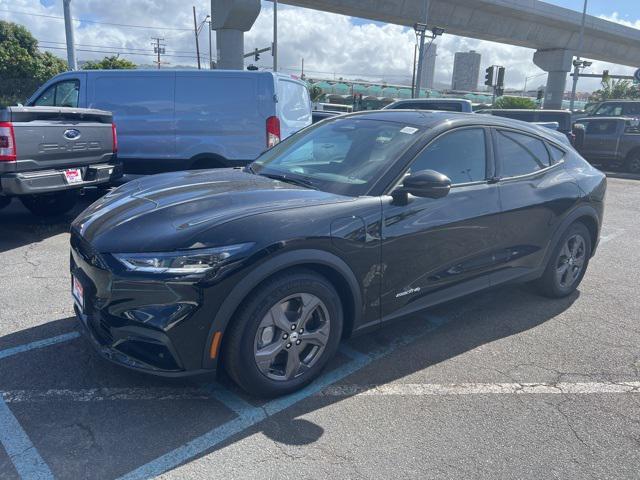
[0,174,639,480]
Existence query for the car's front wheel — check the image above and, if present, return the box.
[223,269,343,397]
[536,222,592,298]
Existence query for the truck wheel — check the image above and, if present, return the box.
[20,191,79,217]
[0,197,11,210]
[625,154,640,174]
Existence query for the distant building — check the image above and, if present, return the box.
[451,50,481,91]
[420,43,437,90]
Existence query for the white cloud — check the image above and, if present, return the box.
[0,0,637,92]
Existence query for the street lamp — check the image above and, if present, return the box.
[569,0,588,111]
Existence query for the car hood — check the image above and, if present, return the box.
[72,169,352,252]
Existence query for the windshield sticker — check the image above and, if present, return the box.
[400,126,418,135]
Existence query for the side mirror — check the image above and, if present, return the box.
[393,169,451,202]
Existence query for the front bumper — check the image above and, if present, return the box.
[70,234,219,377]
[1,161,123,196]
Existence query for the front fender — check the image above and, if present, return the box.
[201,248,362,370]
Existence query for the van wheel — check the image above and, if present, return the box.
[223,269,343,397]
[190,155,226,170]
[535,222,591,298]
[20,191,79,217]
[625,154,640,174]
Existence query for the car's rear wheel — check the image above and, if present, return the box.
[20,190,79,217]
[223,269,343,397]
[625,154,640,174]
[536,222,592,298]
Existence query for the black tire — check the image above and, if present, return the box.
[536,222,592,298]
[223,269,343,397]
[20,190,79,217]
[625,154,640,174]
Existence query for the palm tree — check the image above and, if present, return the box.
[590,77,640,102]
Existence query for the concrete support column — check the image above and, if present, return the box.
[533,48,573,109]
[211,0,261,70]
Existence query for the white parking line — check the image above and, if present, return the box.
[0,332,80,361]
[319,381,640,397]
[1,387,215,403]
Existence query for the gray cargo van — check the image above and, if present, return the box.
[27,70,312,174]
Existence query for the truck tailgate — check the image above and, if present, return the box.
[2,107,114,172]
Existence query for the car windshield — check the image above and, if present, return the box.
[251,117,421,196]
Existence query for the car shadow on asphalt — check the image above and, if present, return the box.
[0,190,102,254]
[0,284,579,479]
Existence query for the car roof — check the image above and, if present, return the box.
[393,98,471,103]
[338,110,568,144]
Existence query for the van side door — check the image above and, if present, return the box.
[88,73,176,163]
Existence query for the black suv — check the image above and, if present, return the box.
[70,111,606,396]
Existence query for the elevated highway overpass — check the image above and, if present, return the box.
[212,0,640,108]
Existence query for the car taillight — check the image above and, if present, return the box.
[0,122,17,162]
[111,123,118,154]
[266,116,281,148]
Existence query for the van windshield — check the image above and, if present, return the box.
[251,118,421,196]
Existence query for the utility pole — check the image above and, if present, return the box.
[193,6,202,69]
[151,37,166,69]
[569,0,588,111]
[411,43,418,97]
[301,57,304,78]
[414,0,430,98]
[273,0,278,72]
[208,19,213,69]
[62,0,77,70]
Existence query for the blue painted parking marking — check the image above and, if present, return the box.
[119,315,448,480]
[0,332,80,361]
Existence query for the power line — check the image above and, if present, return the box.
[0,8,192,31]
[38,44,207,61]
[38,39,195,55]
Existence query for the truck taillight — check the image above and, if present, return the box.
[266,116,281,148]
[0,122,17,162]
[111,123,118,154]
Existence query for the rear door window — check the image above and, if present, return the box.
[496,130,550,177]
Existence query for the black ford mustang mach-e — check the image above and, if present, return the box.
[70,111,606,396]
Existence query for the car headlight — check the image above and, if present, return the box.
[113,243,253,274]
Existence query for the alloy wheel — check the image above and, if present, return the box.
[253,293,331,381]
[555,234,586,288]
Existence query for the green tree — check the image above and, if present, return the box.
[0,21,67,106]
[82,55,136,70]
[492,96,536,109]
[590,77,640,102]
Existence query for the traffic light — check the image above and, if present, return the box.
[254,48,260,61]
[602,70,610,81]
[495,87,504,97]
[496,67,505,88]
[536,89,544,101]
[484,66,495,87]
